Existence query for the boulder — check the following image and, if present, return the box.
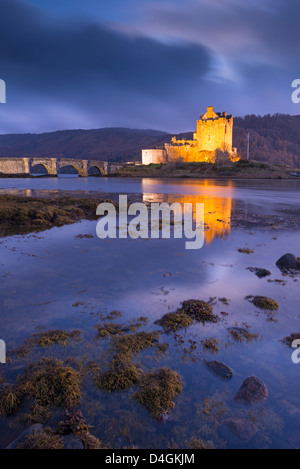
[5,424,43,449]
[276,253,300,271]
[234,376,268,404]
[224,417,258,441]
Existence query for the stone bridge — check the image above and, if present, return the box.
[0,157,129,176]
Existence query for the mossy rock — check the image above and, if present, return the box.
[134,367,182,419]
[252,296,279,310]
[180,299,219,323]
[155,312,193,332]
[281,333,300,347]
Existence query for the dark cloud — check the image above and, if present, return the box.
[0,0,211,133]
[0,0,299,134]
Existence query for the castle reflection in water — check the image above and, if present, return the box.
[142,180,233,245]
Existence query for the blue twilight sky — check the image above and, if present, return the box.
[0,0,299,134]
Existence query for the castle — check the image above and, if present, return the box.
[142,106,238,165]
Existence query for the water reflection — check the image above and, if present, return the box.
[142,180,233,244]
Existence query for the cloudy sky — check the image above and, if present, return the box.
[0,0,299,134]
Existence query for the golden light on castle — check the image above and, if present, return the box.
[142,106,239,165]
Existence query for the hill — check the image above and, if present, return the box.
[0,128,170,162]
[0,114,299,167]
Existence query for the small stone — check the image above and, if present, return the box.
[224,417,258,441]
[235,376,268,404]
[247,267,271,278]
[205,360,233,381]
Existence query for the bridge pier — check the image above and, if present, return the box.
[0,157,30,175]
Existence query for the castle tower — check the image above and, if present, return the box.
[193,106,233,153]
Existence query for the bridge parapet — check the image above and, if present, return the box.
[0,157,131,176]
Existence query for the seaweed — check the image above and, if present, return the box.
[0,384,24,416]
[155,312,193,332]
[201,337,219,352]
[281,333,300,347]
[29,329,81,348]
[180,300,219,323]
[95,323,124,338]
[113,331,160,357]
[80,432,103,449]
[155,299,219,333]
[186,437,214,449]
[238,248,254,254]
[134,367,182,419]
[227,327,258,342]
[94,355,142,392]
[251,296,279,310]
[22,358,81,408]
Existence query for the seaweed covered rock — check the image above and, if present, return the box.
[155,312,193,332]
[251,296,279,311]
[180,300,219,323]
[0,194,107,236]
[224,417,258,441]
[155,299,219,333]
[94,355,142,392]
[134,367,182,419]
[246,267,271,278]
[22,358,81,408]
[234,376,268,404]
[276,253,300,271]
[281,333,300,347]
[205,360,233,381]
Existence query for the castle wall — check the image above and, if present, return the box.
[165,144,214,163]
[142,149,167,165]
[195,116,233,153]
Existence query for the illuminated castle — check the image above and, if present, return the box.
[142,106,238,164]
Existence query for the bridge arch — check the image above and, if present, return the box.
[57,164,80,175]
[30,163,51,175]
[88,165,105,176]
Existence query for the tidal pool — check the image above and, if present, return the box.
[0,178,300,449]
